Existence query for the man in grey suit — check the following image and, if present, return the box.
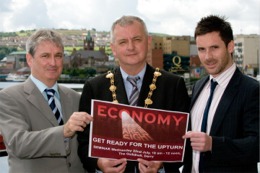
[183,15,259,172]
[0,29,93,173]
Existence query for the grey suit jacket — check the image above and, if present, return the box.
[0,78,84,173]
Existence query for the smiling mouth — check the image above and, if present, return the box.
[206,64,217,70]
[47,69,58,72]
[126,52,138,56]
[205,60,216,67]
[126,54,136,57]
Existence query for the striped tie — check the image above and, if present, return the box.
[127,76,140,106]
[45,89,64,125]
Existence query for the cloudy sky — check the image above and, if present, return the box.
[0,0,259,36]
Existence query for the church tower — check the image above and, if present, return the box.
[84,31,94,50]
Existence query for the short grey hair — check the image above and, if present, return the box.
[26,29,64,56]
[110,15,148,43]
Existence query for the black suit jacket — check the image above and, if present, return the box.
[183,68,259,172]
[77,64,190,173]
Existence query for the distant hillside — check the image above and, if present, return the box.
[0,32,18,37]
[1,29,171,37]
[150,32,171,36]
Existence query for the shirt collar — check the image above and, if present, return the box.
[120,64,146,83]
[30,74,59,97]
[210,63,236,86]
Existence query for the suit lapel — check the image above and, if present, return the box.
[59,86,71,122]
[190,76,209,110]
[114,68,129,105]
[24,78,59,126]
[138,64,154,107]
[210,69,241,134]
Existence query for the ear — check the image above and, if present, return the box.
[147,35,152,51]
[110,43,117,57]
[228,40,235,54]
[26,53,33,67]
[148,35,152,45]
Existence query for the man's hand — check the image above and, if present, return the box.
[97,158,127,173]
[63,112,93,138]
[183,131,212,152]
[138,158,162,173]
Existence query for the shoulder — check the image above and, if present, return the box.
[233,69,259,89]
[240,74,259,89]
[158,69,185,84]
[58,85,80,98]
[160,69,182,79]
[84,68,122,86]
[146,64,183,80]
[0,82,25,96]
[84,73,108,87]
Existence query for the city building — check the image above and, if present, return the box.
[234,34,260,76]
[162,36,191,56]
[1,30,259,80]
[3,51,27,73]
[69,31,111,74]
[150,35,192,75]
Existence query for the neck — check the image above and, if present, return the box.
[121,63,146,76]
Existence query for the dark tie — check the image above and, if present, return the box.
[127,76,140,106]
[199,79,218,172]
[45,89,64,125]
[201,79,218,132]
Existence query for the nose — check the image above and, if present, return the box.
[205,49,212,60]
[127,40,134,50]
[49,56,57,65]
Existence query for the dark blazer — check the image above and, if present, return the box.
[78,64,190,173]
[0,78,84,173]
[183,68,259,172]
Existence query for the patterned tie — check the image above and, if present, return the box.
[199,79,218,172]
[127,76,140,106]
[45,89,64,125]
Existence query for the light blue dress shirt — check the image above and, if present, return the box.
[120,65,146,100]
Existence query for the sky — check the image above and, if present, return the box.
[0,0,259,36]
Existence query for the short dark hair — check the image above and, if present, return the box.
[194,15,233,46]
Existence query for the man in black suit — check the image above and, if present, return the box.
[183,15,259,172]
[77,15,190,173]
